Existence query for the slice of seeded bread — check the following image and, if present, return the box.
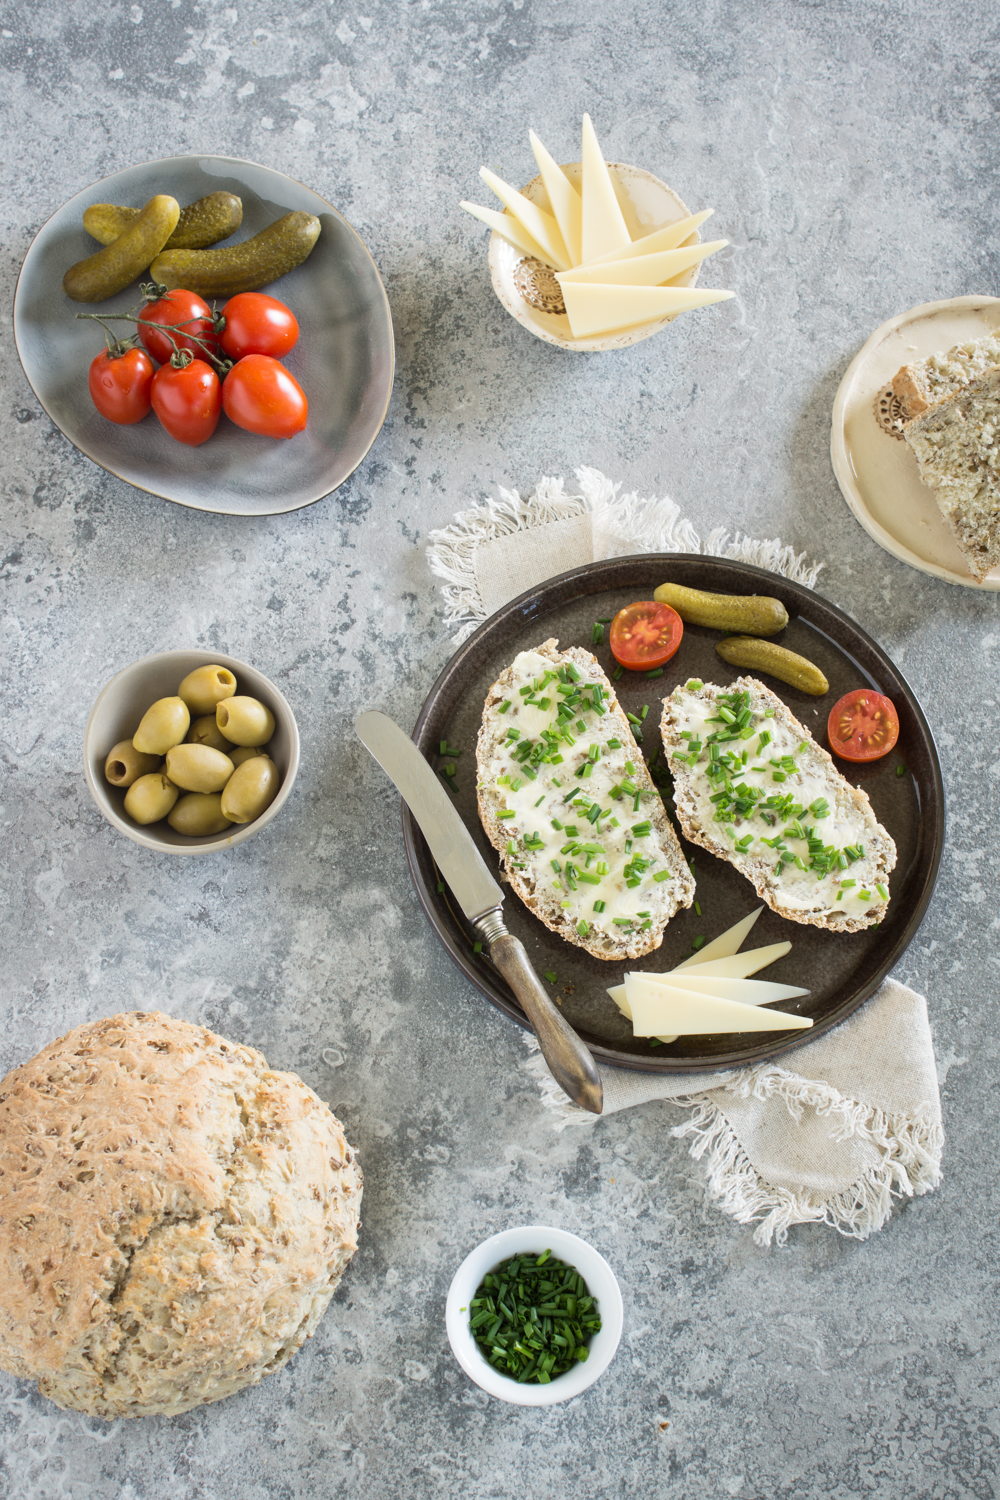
[902,364,1000,582]
[891,332,1000,419]
[476,639,695,960]
[661,677,896,932]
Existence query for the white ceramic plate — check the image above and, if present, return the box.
[830,295,1000,590]
[487,163,706,352]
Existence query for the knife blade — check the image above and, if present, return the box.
[355,710,602,1114]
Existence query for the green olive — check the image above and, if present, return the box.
[229,743,269,767]
[104,739,160,788]
[167,793,232,837]
[164,743,235,793]
[186,714,232,752]
[220,755,280,824]
[124,773,179,825]
[216,696,275,747]
[133,697,191,755]
[177,664,237,717]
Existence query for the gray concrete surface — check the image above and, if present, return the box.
[2,2,999,1496]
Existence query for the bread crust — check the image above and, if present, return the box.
[0,1011,362,1418]
[660,677,896,932]
[476,639,694,960]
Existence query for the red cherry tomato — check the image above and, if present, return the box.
[827,689,900,762]
[139,289,219,365]
[610,601,684,670]
[150,358,222,446]
[222,354,308,439]
[88,346,154,424]
[219,293,299,361]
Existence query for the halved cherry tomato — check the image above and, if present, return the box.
[219,292,299,361]
[610,601,684,670]
[139,288,219,365]
[827,689,900,762]
[88,346,154,424]
[150,358,222,446]
[222,354,308,439]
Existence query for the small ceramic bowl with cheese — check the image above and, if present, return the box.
[445,1225,624,1406]
[488,162,721,353]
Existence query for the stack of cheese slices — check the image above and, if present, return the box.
[461,114,734,340]
[608,908,813,1043]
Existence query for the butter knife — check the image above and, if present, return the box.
[355,710,603,1114]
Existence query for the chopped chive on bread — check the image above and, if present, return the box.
[476,638,694,960]
[891,332,1000,419]
[902,365,1000,583]
[660,677,896,932]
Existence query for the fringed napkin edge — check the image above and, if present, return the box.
[426,465,824,641]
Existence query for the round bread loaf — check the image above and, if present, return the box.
[0,1011,362,1418]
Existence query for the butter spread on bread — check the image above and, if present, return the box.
[661,677,895,930]
[476,639,694,960]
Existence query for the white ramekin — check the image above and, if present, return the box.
[445,1225,623,1406]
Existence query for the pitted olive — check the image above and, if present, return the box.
[216,696,275,747]
[228,743,269,767]
[123,773,179,825]
[167,793,232,836]
[133,697,190,755]
[177,664,237,717]
[164,743,235,793]
[220,755,280,824]
[186,714,232,752]
[104,739,160,788]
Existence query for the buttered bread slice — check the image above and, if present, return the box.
[476,639,694,960]
[661,677,896,932]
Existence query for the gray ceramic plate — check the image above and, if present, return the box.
[13,155,394,516]
[403,556,944,1074]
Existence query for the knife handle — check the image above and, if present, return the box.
[488,932,603,1115]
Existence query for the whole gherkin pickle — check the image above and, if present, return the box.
[63,195,180,303]
[715,637,829,696]
[82,192,243,251]
[653,582,789,637]
[150,212,322,298]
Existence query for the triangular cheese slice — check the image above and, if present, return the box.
[663,942,792,980]
[624,974,811,1037]
[479,168,570,270]
[459,201,558,268]
[580,114,631,263]
[672,909,763,969]
[558,239,727,287]
[631,975,808,1006]
[529,130,583,267]
[561,281,734,339]
[583,210,714,268]
[607,970,804,1016]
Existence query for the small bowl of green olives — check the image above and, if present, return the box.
[84,650,300,855]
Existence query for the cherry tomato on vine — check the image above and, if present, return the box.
[222,354,308,439]
[151,358,222,446]
[219,293,299,361]
[88,346,155,425]
[139,288,219,365]
[610,601,684,670]
[827,689,900,762]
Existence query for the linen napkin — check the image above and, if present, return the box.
[425,467,944,1244]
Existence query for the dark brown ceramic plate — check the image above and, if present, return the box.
[404,556,943,1073]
